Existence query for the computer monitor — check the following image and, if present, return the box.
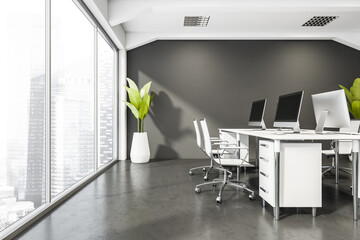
[312,89,351,134]
[273,91,304,133]
[248,99,267,130]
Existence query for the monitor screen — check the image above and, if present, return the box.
[249,99,266,122]
[274,91,304,122]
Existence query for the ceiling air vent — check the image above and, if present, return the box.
[184,16,210,27]
[302,16,338,27]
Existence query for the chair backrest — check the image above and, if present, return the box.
[199,119,212,158]
[193,119,203,150]
[338,120,360,154]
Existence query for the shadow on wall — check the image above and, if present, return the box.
[149,91,192,160]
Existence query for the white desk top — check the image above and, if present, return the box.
[219,128,360,141]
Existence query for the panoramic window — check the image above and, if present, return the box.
[0,0,46,231]
[51,0,95,197]
[0,0,118,234]
[97,33,115,167]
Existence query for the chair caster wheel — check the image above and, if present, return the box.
[195,187,201,193]
[216,196,222,203]
[202,168,206,172]
[212,184,217,187]
[249,194,255,200]
[189,170,194,175]
[204,175,209,181]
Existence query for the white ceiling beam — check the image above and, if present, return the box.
[108,0,360,27]
[105,1,360,51]
[109,7,153,27]
[127,32,360,51]
[334,34,360,51]
[126,32,341,50]
[108,0,154,26]
[84,0,126,49]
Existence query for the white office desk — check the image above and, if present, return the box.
[219,128,360,221]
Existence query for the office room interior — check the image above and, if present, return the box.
[2,0,360,239]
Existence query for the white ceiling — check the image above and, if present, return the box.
[87,0,360,50]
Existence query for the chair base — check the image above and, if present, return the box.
[322,165,335,175]
[189,165,232,180]
[339,167,352,175]
[203,166,232,181]
[189,165,210,175]
[195,169,255,203]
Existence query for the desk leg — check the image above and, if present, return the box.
[274,140,280,221]
[312,208,317,217]
[236,133,241,159]
[335,140,339,184]
[352,140,359,221]
[255,137,259,167]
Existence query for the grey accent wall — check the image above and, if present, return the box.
[127,40,360,160]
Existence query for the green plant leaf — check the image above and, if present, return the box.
[126,77,139,91]
[347,102,353,115]
[138,102,149,120]
[140,81,152,98]
[146,94,155,119]
[142,94,151,118]
[143,94,151,106]
[339,85,353,104]
[352,100,360,119]
[149,94,155,105]
[350,78,360,101]
[125,86,142,109]
[123,101,139,119]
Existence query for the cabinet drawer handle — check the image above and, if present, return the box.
[260,187,268,193]
[259,156,269,163]
[260,144,268,148]
[260,171,268,177]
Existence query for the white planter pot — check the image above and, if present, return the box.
[130,132,150,163]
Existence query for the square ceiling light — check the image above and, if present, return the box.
[302,16,339,27]
[184,16,210,27]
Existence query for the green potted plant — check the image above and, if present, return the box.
[124,77,154,163]
[339,78,360,161]
[340,78,360,119]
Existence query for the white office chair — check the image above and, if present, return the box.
[322,121,360,178]
[194,119,255,203]
[189,119,233,180]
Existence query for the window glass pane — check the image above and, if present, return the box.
[98,33,115,167]
[51,0,95,197]
[0,1,45,231]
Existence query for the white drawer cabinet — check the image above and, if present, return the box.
[259,140,322,208]
[259,141,274,159]
[259,142,275,206]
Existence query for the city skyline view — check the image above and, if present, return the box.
[0,0,115,232]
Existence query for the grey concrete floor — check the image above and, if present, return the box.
[14,158,360,240]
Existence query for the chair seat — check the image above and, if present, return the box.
[214,158,254,167]
[322,149,335,156]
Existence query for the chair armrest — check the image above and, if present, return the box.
[212,142,236,146]
[215,146,249,159]
[218,146,248,150]
[211,139,227,143]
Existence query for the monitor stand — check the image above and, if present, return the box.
[293,122,301,133]
[276,122,300,133]
[315,111,328,134]
[260,120,266,130]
